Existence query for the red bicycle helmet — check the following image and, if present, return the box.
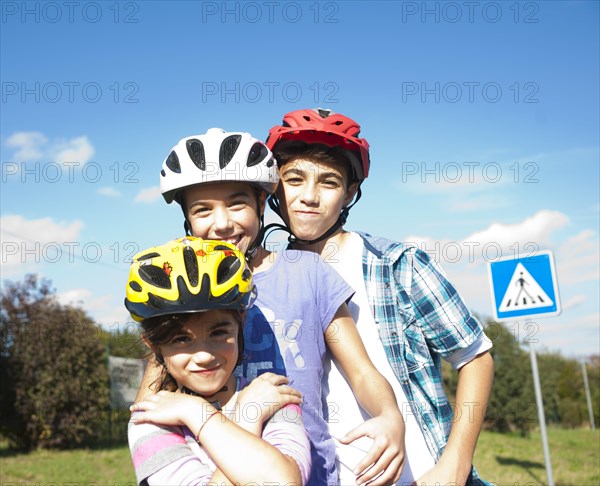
[266,108,370,180]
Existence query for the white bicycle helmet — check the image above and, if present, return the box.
[160,128,279,204]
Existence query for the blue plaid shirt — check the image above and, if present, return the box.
[357,232,491,485]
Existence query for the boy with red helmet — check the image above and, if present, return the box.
[267,109,494,485]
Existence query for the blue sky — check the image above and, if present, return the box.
[1,0,598,358]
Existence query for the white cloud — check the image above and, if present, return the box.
[537,313,600,358]
[406,210,571,268]
[57,288,132,329]
[561,295,587,311]
[97,187,122,198]
[57,287,93,307]
[0,214,84,274]
[4,131,94,165]
[5,131,48,161]
[463,210,569,250]
[52,136,95,163]
[134,186,162,204]
[403,210,598,357]
[556,230,600,285]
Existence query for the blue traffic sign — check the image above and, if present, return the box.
[488,251,561,321]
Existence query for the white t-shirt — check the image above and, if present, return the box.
[321,232,490,485]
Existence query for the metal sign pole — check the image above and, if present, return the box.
[581,359,596,431]
[489,252,561,486]
[529,342,554,486]
[106,343,112,443]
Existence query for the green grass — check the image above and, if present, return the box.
[474,428,600,485]
[0,441,136,485]
[1,428,598,485]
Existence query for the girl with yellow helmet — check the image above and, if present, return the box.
[126,237,311,485]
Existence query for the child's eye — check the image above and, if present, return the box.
[210,329,230,338]
[209,327,237,340]
[229,200,248,209]
[171,335,191,344]
[190,207,210,216]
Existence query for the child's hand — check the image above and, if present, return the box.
[130,390,206,427]
[413,453,468,486]
[234,373,302,434]
[339,412,405,486]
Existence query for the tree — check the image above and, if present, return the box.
[0,275,109,450]
[537,351,587,428]
[483,320,535,435]
[97,325,147,359]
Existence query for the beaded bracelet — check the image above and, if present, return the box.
[195,409,222,442]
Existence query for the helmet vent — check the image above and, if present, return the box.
[139,265,172,289]
[247,142,268,167]
[137,252,160,261]
[219,135,242,169]
[166,150,181,174]
[186,139,206,170]
[129,281,142,292]
[183,246,199,287]
[217,256,241,284]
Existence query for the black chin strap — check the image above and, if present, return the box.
[245,214,265,262]
[265,186,362,247]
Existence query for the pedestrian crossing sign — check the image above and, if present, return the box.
[488,251,561,321]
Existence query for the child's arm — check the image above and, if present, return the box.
[132,389,304,485]
[325,303,406,486]
[134,356,161,402]
[415,350,494,484]
[209,373,310,485]
[407,247,494,483]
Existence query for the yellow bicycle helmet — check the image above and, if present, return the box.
[124,237,255,322]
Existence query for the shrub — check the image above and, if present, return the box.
[0,275,109,450]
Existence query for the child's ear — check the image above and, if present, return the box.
[344,181,359,207]
[142,336,161,358]
[258,190,267,216]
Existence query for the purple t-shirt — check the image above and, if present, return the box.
[239,250,354,486]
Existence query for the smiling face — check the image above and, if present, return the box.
[183,181,265,254]
[276,158,357,243]
[159,309,241,402]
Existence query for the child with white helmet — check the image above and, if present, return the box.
[135,128,406,486]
